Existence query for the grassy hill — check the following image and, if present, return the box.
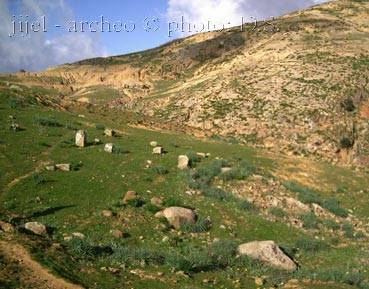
[1,1,369,289]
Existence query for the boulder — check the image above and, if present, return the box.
[104,128,115,137]
[178,155,189,170]
[151,197,163,207]
[104,143,114,153]
[123,191,138,204]
[150,141,158,147]
[10,123,20,132]
[101,210,114,218]
[238,241,297,271]
[155,207,196,229]
[45,165,56,171]
[110,229,124,238]
[153,146,163,155]
[0,221,14,233]
[24,222,47,235]
[55,164,71,172]
[75,130,87,147]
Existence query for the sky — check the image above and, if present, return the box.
[0,0,328,73]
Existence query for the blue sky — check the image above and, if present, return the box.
[0,0,327,72]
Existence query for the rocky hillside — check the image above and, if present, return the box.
[10,0,369,166]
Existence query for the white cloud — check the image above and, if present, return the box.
[167,0,329,35]
[0,0,106,72]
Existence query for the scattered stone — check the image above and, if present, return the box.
[45,165,56,171]
[221,167,232,174]
[153,146,163,155]
[101,210,114,218]
[238,241,297,271]
[155,207,196,229]
[284,197,310,214]
[110,229,124,238]
[55,164,71,171]
[151,197,163,207]
[145,160,153,168]
[123,191,138,204]
[71,232,85,239]
[104,143,114,153]
[0,221,14,233]
[104,128,115,137]
[10,84,23,91]
[150,141,158,147]
[75,130,87,148]
[196,152,206,158]
[24,222,47,235]
[10,123,20,131]
[94,138,101,144]
[254,277,265,286]
[178,155,189,170]
[162,236,169,242]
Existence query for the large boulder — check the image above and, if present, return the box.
[75,130,87,147]
[178,155,189,170]
[155,207,196,229]
[24,222,47,235]
[237,241,297,271]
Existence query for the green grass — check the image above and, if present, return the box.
[1,87,369,289]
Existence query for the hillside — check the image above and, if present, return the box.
[13,0,366,166]
[1,1,369,289]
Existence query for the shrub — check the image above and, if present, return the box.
[323,219,340,231]
[151,165,168,175]
[66,238,96,259]
[283,181,322,205]
[31,173,47,185]
[299,213,320,229]
[340,137,354,149]
[342,222,354,238]
[8,98,22,109]
[181,217,212,233]
[341,97,355,112]
[269,207,287,218]
[237,200,256,211]
[145,203,161,214]
[95,124,105,130]
[186,151,200,167]
[202,187,231,201]
[322,198,348,218]
[35,116,62,127]
[109,243,164,266]
[162,197,183,207]
[126,198,144,208]
[295,237,329,252]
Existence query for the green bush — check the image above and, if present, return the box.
[322,198,348,218]
[237,200,256,211]
[186,151,200,167]
[162,197,184,207]
[95,123,105,130]
[151,165,169,175]
[323,219,340,231]
[126,198,144,208]
[181,217,212,233]
[295,237,329,252]
[342,222,354,238]
[283,181,322,205]
[145,203,161,214]
[31,173,47,185]
[340,137,354,149]
[299,213,320,229]
[35,116,63,127]
[269,207,287,218]
[202,187,231,201]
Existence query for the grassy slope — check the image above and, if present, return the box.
[1,81,369,289]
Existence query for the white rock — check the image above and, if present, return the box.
[55,164,71,171]
[75,130,87,147]
[238,241,297,271]
[178,155,189,170]
[25,222,47,235]
[150,141,158,147]
[104,128,115,137]
[153,146,163,155]
[104,143,114,153]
